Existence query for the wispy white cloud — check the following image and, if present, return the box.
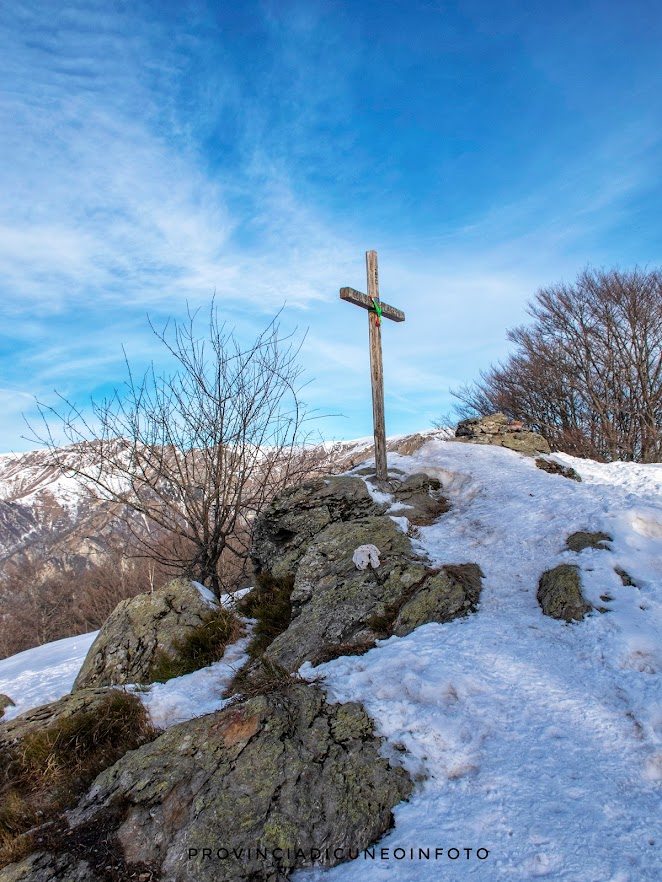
[1,1,661,452]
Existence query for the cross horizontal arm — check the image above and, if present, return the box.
[339,287,405,322]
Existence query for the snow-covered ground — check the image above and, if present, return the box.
[0,631,98,715]
[0,438,660,881]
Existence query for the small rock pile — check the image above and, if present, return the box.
[454,413,550,455]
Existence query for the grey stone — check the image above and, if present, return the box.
[537,564,592,622]
[393,564,483,637]
[0,852,97,882]
[456,413,510,436]
[265,516,429,671]
[0,693,15,718]
[251,476,384,583]
[566,531,612,553]
[72,578,217,691]
[55,683,412,882]
[386,472,450,526]
[535,458,582,481]
[615,566,637,587]
[455,413,551,456]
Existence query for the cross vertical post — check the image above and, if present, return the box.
[339,251,405,484]
[366,250,387,481]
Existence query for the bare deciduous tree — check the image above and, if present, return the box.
[451,267,662,462]
[0,544,170,658]
[31,305,336,596]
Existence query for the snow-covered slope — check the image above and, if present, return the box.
[0,446,111,560]
[0,436,373,562]
[1,438,660,881]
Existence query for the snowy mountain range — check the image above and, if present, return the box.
[0,434,433,568]
[0,445,114,565]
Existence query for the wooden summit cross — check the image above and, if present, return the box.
[340,250,405,483]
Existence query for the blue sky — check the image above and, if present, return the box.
[1,0,661,453]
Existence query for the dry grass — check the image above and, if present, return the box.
[309,641,376,666]
[224,658,304,700]
[237,573,294,659]
[0,690,157,866]
[148,608,244,683]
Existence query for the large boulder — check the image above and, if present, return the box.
[0,694,14,719]
[393,564,484,637]
[537,564,592,622]
[251,476,384,582]
[265,516,429,671]
[261,517,484,671]
[0,687,128,755]
[72,578,221,691]
[455,413,550,455]
[4,684,412,882]
[246,473,481,670]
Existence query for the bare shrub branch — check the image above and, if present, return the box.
[27,303,339,596]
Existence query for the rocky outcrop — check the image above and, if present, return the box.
[3,466,483,882]
[455,413,550,455]
[535,457,582,481]
[72,578,220,691]
[265,516,429,670]
[251,476,384,582]
[3,684,412,882]
[566,531,612,552]
[0,694,14,719]
[0,687,156,876]
[537,564,592,622]
[246,472,482,670]
[393,564,484,637]
[0,688,155,801]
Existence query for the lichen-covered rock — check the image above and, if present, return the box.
[251,476,384,582]
[537,564,592,622]
[34,683,412,882]
[72,578,218,691]
[265,516,428,671]
[0,694,15,719]
[393,564,483,637]
[455,413,550,455]
[566,531,612,553]
[0,852,98,882]
[248,472,477,669]
[535,458,582,481]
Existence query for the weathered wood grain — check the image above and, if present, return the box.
[339,287,405,322]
